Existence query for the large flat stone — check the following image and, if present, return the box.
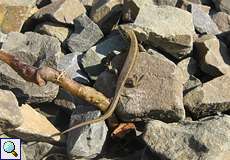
[144,115,230,160]
[9,104,60,143]
[116,51,185,122]
[131,5,195,59]
[0,32,61,103]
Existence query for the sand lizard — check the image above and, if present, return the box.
[53,26,138,136]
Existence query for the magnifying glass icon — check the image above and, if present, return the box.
[3,141,18,157]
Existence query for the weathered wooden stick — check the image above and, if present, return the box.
[0,50,110,112]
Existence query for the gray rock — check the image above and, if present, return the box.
[189,4,220,35]
[23,141,66,160]
[67,105,108,159]
[212,11,230,32]
[116,51,185,122]
[184,75,230,118]
[90,0,123,34]
[212,0,230,14]
[0,89,23,134]
[35,22,72,43]
[32,0,86,24]
[194,34,230,77]
[67,14,103,53]
[144,115,230,160]
[0,32,61,103]
[177,57,198,84]
[81,32,128,80]
[132,5,195,59]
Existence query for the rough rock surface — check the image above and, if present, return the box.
[23,141,66,160]
[35,22,71,43]
[67,14,103,53]
[67,105,108,159]
[0,89,23,133]
[194,34,230,77]
[189,4,220,35]
[184,75,230,118]
[81,32,128,80]
[132,5,195,59]
[212,0,230,14]
[177,57,198,84]
[212,11,230,32]
[116,51,185,122]
[0,5,37,33]
[32,0,86,24]
[144,115,230,160]
[0,32,61,103]
[9,104,60,143]
[90,0,123,33]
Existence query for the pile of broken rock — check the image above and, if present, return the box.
[1,0,230,159]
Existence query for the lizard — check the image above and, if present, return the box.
[51,26,139,137]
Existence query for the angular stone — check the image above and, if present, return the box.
[144,115,230,160]
[189,4,220,35]
[67,14,103,53]
[212,0,230,14]
[212,12,230,32]
[81,32,128,80]
[194,34,230,77]
[67,105,108,159]
[177,57,198,84]
[0,89,23,134]
[116,51,185,122]
[183,75,202,93]
[184,75,230,118]
[90,0,123,33]
[0,32,61,103]
[178,0,211,13]
[0,5,37,33]
[132,5,195,59]
[33,0,86,24]
[35,22,71,43]
[23,141,66,160]
[9,104,60,143]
